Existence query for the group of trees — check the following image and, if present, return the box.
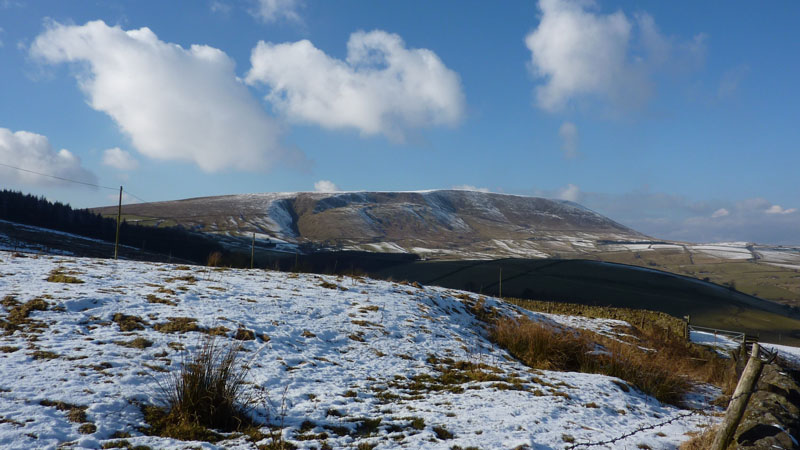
[0,190,224,264]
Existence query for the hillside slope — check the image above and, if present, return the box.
[92,190,647,259]
[91,190,800,305]
[1,250,718,449]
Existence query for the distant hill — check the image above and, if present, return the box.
[90,190,800,307]
[92,190,649,259]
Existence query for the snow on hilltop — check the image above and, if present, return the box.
[0,250,719,449]
[90,189,648,260]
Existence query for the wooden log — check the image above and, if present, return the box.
[710,343,764,450]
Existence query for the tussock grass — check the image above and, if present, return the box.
[112,313,147,332]
[490,318,591,372]
[146,294,176,306]
[153,317,200,334]
[145,336,254,441]
[489,315,733,405]
[46,268,84,284]
[1,296,48,333]
[678,427,718,449]
[115,337,153,349]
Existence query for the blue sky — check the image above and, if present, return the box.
[1,0,798,244]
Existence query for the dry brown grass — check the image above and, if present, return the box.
[46,268,84,284]
[678,427,719,449]
[489,315,734,405]
[489,317,592,372]
[1,296,48,334]
[145,336,255,441]
[154,317,201,334]
[112,313,147,332]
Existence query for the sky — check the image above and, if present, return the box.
[0,0,798,245]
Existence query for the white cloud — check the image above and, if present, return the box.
[766,205,797,215]
[711,208,729,218]
[0,127,97,187]
[246,30,465,140]
[250,0,302,23]
[102,147,139,171]
[452,185,490,193]
[525,0,705,112]
[31,20,293,173]
[556,183,580,202]
[313,180,339,192]
[558,122,579,159]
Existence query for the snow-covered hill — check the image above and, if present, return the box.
[89,190,800,270]
[0,250,721,449]
[91,190,648,259]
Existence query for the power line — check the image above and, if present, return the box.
[123,190,149,204]
[0,161,149,204]
[0,161,118,191]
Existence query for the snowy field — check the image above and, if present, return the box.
[690,330,800,367]
[0,250,722,449]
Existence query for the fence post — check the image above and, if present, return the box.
[114,186,122,260]
[683,315,691,340]
[710,343,764,450]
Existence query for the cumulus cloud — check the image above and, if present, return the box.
[766,205,797,215]
[246,30,465,140]
[313,180,339,192]
[250,0,302,23]
[525,0,705,112]
[102,147,139,171]
[0,127,97,187]
[452,185,490,193]
[30,20,292,172]
[555,183,580,202]
[558,122,579,159]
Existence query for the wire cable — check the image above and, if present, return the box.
[0,161,152,204]
[0,161,119,191]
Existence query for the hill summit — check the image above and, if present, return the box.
[94,189,647,259]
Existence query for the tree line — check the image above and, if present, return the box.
[0,189,224,264]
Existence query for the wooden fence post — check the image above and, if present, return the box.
[710,343,764,450]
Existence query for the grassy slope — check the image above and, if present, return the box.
[374,258,800,346]
[582,249,800,307]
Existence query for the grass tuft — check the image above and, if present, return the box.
[115,337,153,349]
[154,317,201,334]
[112,313,147,332]
[144,335,254,440]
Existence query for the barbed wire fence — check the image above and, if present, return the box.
[564,387,758,449]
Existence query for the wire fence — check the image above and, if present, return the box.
[564,387,759,449]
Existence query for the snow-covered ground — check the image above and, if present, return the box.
[690,331,800,367]
[0,251,722,449]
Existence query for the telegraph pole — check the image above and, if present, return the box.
[114,186,122,260]
[250,232,255,269]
